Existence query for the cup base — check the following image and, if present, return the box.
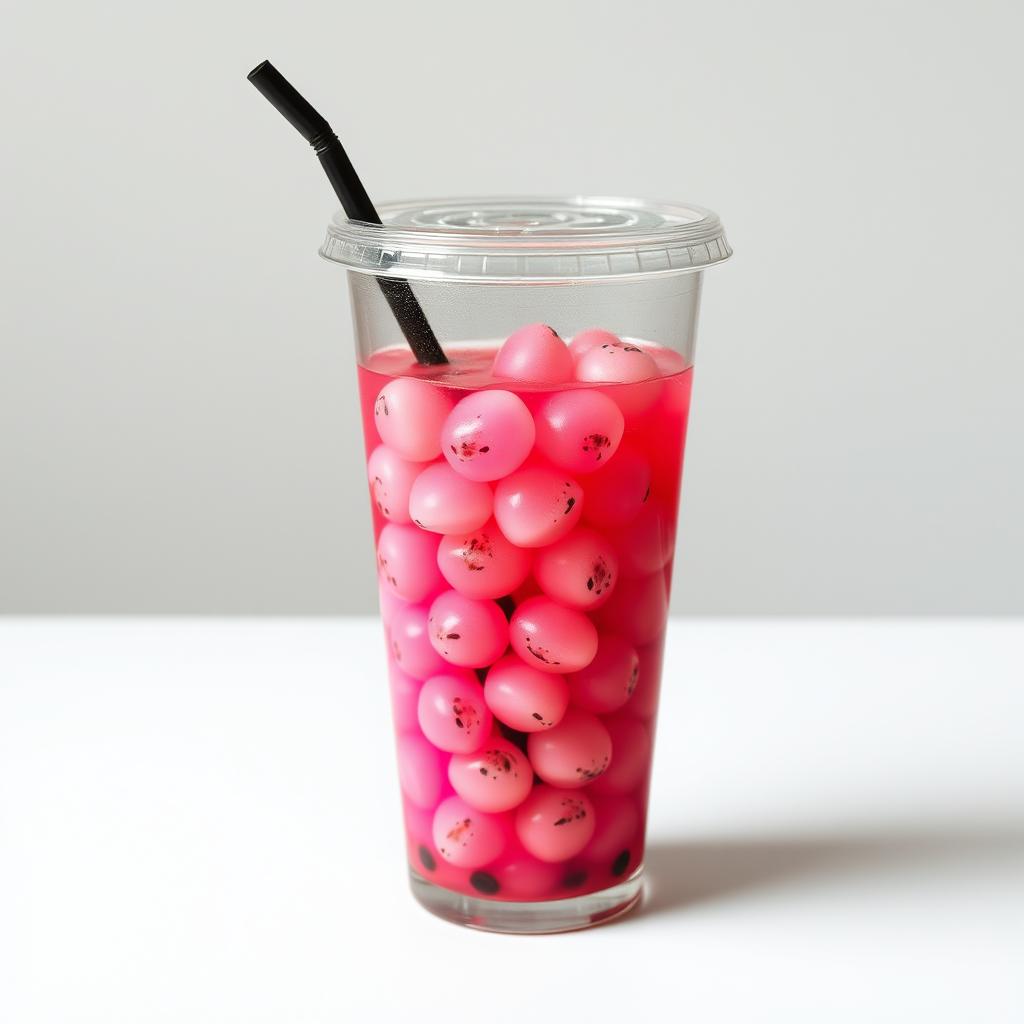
[409,866,644,934]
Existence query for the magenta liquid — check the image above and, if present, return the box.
[357,332,691,902]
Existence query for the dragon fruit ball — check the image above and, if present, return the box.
[527,708,613,789]
[492,323,574,386]
[568,328,622,361]
[575,339,662,417]
[448,737,533,813]
[389,602,448,680]
[483,653,570,732]
[417,671,493,754]
[534,389,625,474]
[515,785,596,863]
[427,590,509,668]
[387,661,422,733]
[441,390,536,482]
[509,595,598,675]
[581,446,652,529]
[377,524,444,603]
[366,444,421,524]
[396,733,445,808]
[566,633,639,714]
[436,520,532,600]
[432,795,507,868]
[588,714,652,796]
[493,465,583,548]
[373,377,453,462]
[615,500,676,578]
[408,463,493,535]
[533,527,619,611]
[595,571,669,648]
[583,795,642,869]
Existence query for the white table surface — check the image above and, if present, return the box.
[1,619,1021,1023]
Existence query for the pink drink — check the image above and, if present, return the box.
[358,334,691,903]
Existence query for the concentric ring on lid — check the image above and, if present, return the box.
[320,195,731,282]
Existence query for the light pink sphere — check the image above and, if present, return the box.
[509,596,598,674]
[483,653,570,731]
[417,672,493,753]
[492,323,574,386]
[566,633,639,714]
[396,733,445,808]
[534,390,624,474]
[630,641,664,719]
[589,715,652,796]
[377,524,444,603]
[427,590,508,668]
[581,446,652,528]
[447,738,533,813]
[388,661,422,732]
[575,339,659,385]
[515,785,596,863]
[533,527,619,610]
[649,345,688,377]
[527,708,613,788]
[366,444,421,524]
[432,795,507,868]
[377,582,407,626]
[494,851,563,899]
[441,390,536,482]
[568,329,622,361]
[615,501,676,578]
[374,377,453,462]
[583,795,642,866]
[408,463,493,535]
[493,466,584,548]
[436,520,532,600]
[595,571,668,648]
[389,602,448,680]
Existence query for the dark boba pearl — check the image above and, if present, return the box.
[418,845,437,872]
[562,867,588,890]
[470,870,501,895]
[611,849,631,877]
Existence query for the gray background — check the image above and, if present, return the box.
[2,0,1021,615]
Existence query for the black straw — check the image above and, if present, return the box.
[247,60,448,366]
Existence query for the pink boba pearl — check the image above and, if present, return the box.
[575,338,659,386]
[494,851,563,899]
[534,390,624,474]
[615,501,676,578]
[448,737,533,813]
[436,520,532,600]
[377,524,444,603]
[581,446,652,528]
[417,671,493,753]
[427,590,508,668]
[493,465,584,548]
[374,377,453,462]
[566,633,639,714]
[441,390,536,482]
[396,733,445,808]
[366,444,421,525]
[533,527,619,610]
[492,323,574,386]
[527,707,613,788]
[388,661,422,732]
[650,346,689,377]
[515,785,596,862]
[568,329,622,361]
[408,463,493,535]
[630,641,664,719]
[583,795,642,866]
[595,571,669,648]
[389,602,448,679]
[432,795,507,868]
[377,582,407,626]
[509,595,598,675]
[483,653,569,731]
[588,715,652,796]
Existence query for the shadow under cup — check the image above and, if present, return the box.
[322,196,731,933]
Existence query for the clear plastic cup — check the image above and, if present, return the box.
[321,197,731,933]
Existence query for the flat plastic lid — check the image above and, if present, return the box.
[320,195,731,282]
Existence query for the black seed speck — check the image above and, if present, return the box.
[562,868,587,889]
[586,577,594,591]
[532,712,544,721]
[564,497,576,514]
[419,845,437,871]
[642,484,651,502]
[479,446,490,453]
[470,870,500,895]
[611,849,631,876]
